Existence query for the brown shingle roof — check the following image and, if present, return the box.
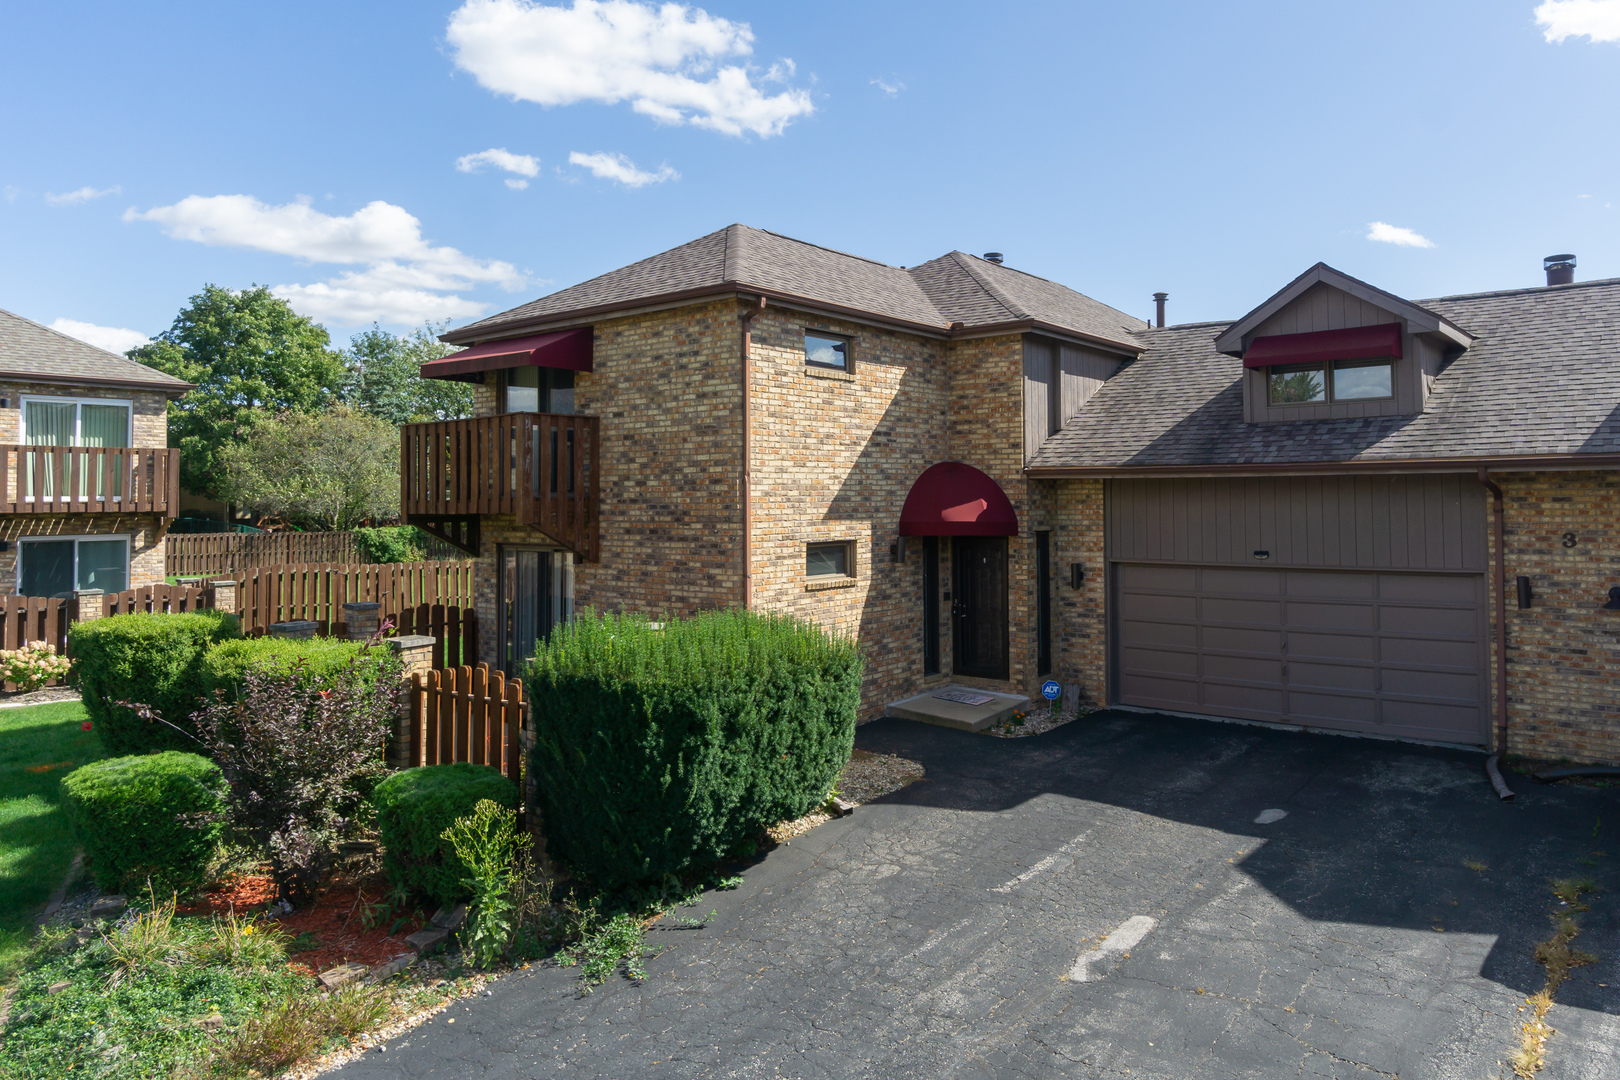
[445,224,1143,351]
[0,307,191,394]
[1026,278,1620,471]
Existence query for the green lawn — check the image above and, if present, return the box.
[0,700,102,979]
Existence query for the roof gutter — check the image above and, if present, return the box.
[0,371,195,397]
[1025,453,1620,479]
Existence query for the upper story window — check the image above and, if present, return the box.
[504,367,575,414]
[805,332,850,371]
[22,396,131,447]
[1267,359,1393,406]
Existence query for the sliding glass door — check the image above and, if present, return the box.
[498,547,574,674]
[23,397,131,501]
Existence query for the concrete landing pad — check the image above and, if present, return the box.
[886,685,1031,732]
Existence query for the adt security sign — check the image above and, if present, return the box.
[1041,680,1061,701]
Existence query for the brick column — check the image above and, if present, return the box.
[341,601,381,641]
[70,589,104,626]
[386,635,436,770]
[210,580,238,615]
[268,620,320,639]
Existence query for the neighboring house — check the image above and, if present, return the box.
[408,227,1620,765]
[0,308,189,599]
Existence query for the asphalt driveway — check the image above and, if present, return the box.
[334,710,1620,1079]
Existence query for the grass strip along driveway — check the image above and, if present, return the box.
[0,701,100,978]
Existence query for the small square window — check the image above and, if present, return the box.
[1268,364,1326,405]
[806,541,852,578]
[805,332,850,371]
[1331,360,1392,400]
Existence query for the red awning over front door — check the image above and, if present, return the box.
[1241,323,1402,369]
[898,462,1019,537]
[419,327,594,379]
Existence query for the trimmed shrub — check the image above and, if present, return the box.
[372,765,519,909]
[69,611,242,754]
[526,609,860,889]
[201,636,400,706]
[61,751,226,893]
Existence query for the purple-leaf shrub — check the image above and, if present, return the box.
[193,651,397,907]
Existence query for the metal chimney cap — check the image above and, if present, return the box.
[1545,254,1577,268]
[982,252,1004,264]
[1152,291,1169,300]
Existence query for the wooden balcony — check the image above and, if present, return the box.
[0,445,180,517]
[400,413,601,562]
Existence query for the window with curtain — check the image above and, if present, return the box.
[22,398,131,501]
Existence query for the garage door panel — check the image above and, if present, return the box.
[1115,563,1485,744]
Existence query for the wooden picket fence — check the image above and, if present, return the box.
[227,561,474,631]
[101,582,218,617]
[407,663,525,785]
[166,530,467,577]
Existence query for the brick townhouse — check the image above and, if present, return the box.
[405,228,1620,765]
[0,308,187,598]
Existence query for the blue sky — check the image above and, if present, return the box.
[3,0,1618,352]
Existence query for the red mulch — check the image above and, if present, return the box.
[179,874,428,974]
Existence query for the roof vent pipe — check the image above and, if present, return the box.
[982,252,1004,264]
[1545,254,1576,286]
[1153,292,1168,328]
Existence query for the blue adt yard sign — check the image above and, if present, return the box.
[1041,680,1061,701]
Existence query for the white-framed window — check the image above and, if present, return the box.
[19,395,134,502]
[17,534,130,599]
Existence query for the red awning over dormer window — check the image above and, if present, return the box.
[420,328,593,380]
[1241,324,1402,369]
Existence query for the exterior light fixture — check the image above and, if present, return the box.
[1070,563,1085,588]
[1253,550,1270,561]
[1604,586,1620,611]
[1516,576,1533,610]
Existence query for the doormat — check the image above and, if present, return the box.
[933,690,996,706]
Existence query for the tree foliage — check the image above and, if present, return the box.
[218,408,399,530]
[131,286,347,499]
[344,323,472,427]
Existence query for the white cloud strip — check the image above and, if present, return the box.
[125,194,525,325]
[456,148,541,189]
[45,185,120,206]
[49,318,149,353]
[447,0,813,137]
[568,150,678,187]
[1536,0,1620,43]
[1366,221,1435,248]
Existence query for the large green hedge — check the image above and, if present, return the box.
[372,764,519,909]
[69,611,241,754]
[201,636,400,705]
[61,752,226,894]
[526,609,860,889]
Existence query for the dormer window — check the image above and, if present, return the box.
[1268,359,1393,405]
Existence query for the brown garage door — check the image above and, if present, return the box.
[1115,563,1487,744]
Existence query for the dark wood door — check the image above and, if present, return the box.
[953,537,1009,679]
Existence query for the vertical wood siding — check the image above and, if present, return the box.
[1022,338,1055,462]
[1105,474,1487,572]
[1059,344,1122,422]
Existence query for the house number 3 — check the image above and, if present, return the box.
[1562,533,1578,548]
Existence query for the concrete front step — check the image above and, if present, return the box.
[886,685,1030,733]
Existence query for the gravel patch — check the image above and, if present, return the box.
[767,749,925,843]
[0,687,81,709]
[985,705,1093,738]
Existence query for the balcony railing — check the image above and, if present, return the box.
[0,445,180,517]
[400,413,600,562]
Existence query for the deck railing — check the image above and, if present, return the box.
[400,413,600,561]
[0,445,180,516]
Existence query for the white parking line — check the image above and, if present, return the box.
[1068,915,1157,982]
[990,831,1090,893]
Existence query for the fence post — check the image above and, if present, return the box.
[211,579,238,615]
[267,620,319,639]
[69,589,104,626]
[341,601,381,641]
[386,635,436,771]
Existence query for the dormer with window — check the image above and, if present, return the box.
[1214,264,1473,424]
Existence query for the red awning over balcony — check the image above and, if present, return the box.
[899,462,1019,537]
[1242,324,1403,369]
[420,328,593,380]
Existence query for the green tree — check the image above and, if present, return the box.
[345,322,473,426]
[218,408,399,530]
[131,286,347,499]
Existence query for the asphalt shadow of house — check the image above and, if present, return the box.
[853,710,1620,1015]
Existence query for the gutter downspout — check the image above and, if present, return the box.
[740,296,766,609]
[1479,466,1514,799]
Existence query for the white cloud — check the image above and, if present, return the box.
[1366,221,1435,248]
[446,0,813,137]
[126,194,526,325]
[568,150,678,187]
[455,147,541,178]
[48,318,149,353]
[870,77,904,96]
[1536,0,1620,42]
[45,185,120,206]
[504,178,530,190]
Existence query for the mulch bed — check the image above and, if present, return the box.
[178,873,427,974]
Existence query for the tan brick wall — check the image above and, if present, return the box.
[1487,470,1620,765]
[0,383,168,447]
[0,513,168,595]
[1029,478,1108,708]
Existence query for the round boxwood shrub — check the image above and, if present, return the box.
[69,611,242,754]
[61,751,226,894]
[372,764,519,909]
[526,609,860,890]
[201,635,401,706]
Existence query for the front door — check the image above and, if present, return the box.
[952,536,1009,680]
[500,548,553,675]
